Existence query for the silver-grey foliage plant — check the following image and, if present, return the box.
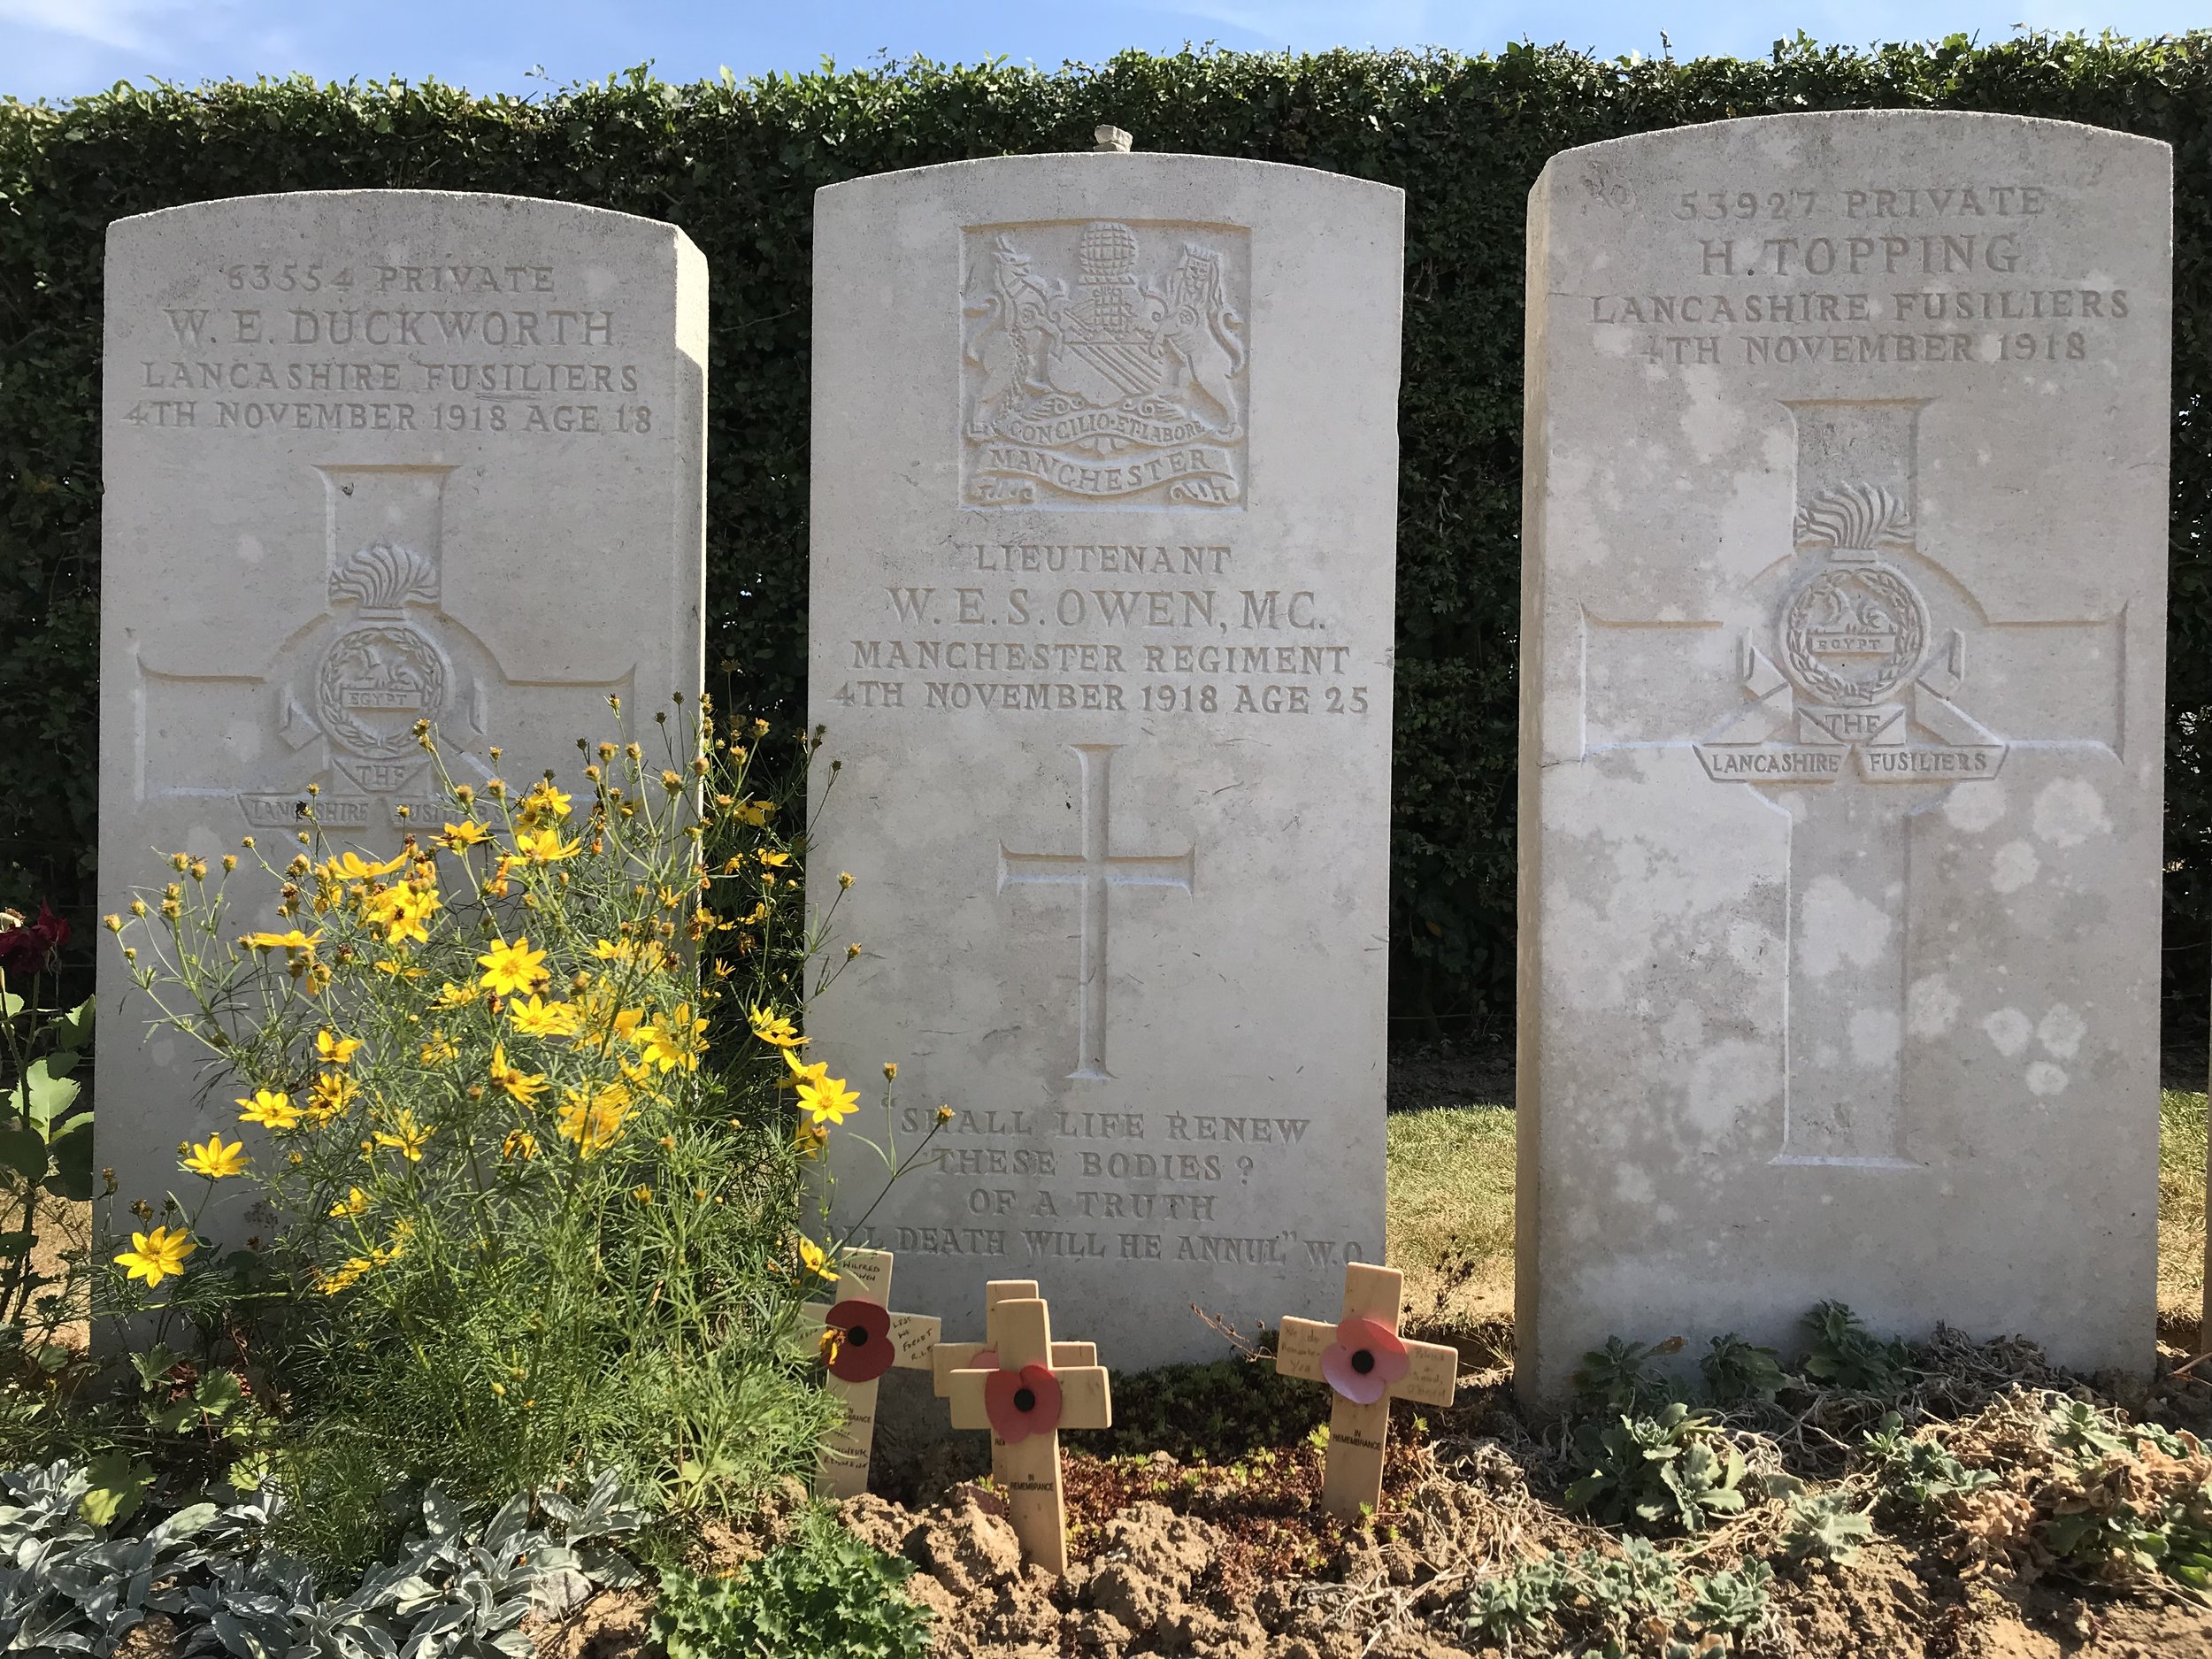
[0,1459,642,1658]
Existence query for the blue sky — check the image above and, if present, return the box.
[1,0,2200,105]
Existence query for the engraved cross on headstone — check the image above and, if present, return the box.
[134,461,634,841]
[999,744,1194,1079]
[1583,398,2124,1166]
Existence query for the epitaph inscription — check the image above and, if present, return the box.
[962,219,1248,509]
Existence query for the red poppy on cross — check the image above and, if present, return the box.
[1276,1263,1457,1521]
[941,1289,1110,1573]
[803,1248,942,1498]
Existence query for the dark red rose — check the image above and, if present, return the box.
[0,904,69,979]
[825,1298,895,1383]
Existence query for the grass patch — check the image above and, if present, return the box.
[1384,1093,2211,1350]
[2162,1090,2207,1335]
[1386,1102,1514,1344]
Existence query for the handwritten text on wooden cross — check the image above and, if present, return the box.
[943,1292,1111,1573]
[803,1248,941,1498]
[998,743,1194,1079]
[1277,1263,1456,1521]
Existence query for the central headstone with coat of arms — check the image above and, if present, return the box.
[808,142,1404,1371]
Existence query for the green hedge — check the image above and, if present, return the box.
[4,37,2209,1034]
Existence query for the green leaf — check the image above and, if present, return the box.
[0,1126,45,1182]
[194,1369,247,1420]
[42,1123,93,1201]
[81,1449,153,1527]
[51,999,95,1052]
[19,1059,81,1130]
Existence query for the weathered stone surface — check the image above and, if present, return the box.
[808,153,1402,1370]
[96,190,705,1233]
[1517,112,2172,1396]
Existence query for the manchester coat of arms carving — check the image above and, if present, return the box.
[961,219,1248,509]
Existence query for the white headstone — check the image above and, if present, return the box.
[97,191,706,1231]
[1519,111,2172,1396]
[809,154,1403,1371]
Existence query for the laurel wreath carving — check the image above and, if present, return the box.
[1780,565,1929,708]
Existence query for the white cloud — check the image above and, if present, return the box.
[0,0,190,53]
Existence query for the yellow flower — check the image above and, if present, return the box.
[115,1225,196,1288]
[798,1075,861,1127]
[476,936,549,997]
[316,1030,362,1066]
[514,827,581,864]
[181,1134,249,1179]
[305,1072,358,1125]
[438,819,492,850]
[506,995,580,1038]
[318,850,407,882]
[236,1089,300,1132]
[319,1256,373,1294]
[488,1043,549,1107]
[631,1185,655,1204]
[328,1187,370,1217]
[556,1082,632,1157]
[758,849,792,869]
[241,927,320,953]
[749,1004,806,1048]
[517,782,572,826]
[373,1110,434,1162]
[793,1122,828,1160]
[366,883,442,945]
[433,980,482,1010]
[591,936,668,972]
[632,1003,708,1073]
[419,1031,459,1064]
[797,1236,835,1282]
[503,1128,538,1161]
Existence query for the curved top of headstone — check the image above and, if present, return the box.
[110,188,698,242]
[817,149,1403,208]
[1539,106,2171,169]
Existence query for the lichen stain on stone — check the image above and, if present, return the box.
[2033,777,2112,847]
[1797,873,1891,979]
[1990,839,2040,893]
[1908,973,1962,1039]
[1983,1006,2033,1057]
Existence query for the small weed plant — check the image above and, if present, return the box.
[1800,1302,1914,1395]
[652,1509,931,1659]
[1564,1403,1747,1535]
[0,904,95,1341]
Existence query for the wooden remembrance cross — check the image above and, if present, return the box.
[804,1248,942,1498]
[933,1279,1098,1488]
[941,1289,1111,1573]
[1277,1263,1457,1521]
